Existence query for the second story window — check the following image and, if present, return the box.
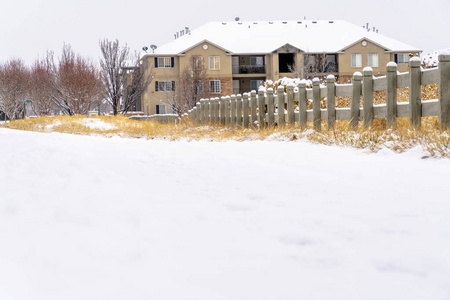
[368,54,379,67]
[250,56,264,66]
[155,57,174,68]
[155,81,175,92]
[209,56,220,70]
[351,54,362,68]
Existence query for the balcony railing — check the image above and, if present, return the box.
[232,65,266,74]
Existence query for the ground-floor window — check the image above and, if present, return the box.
[396,53,410,64]
[156,105,166,114]
[250,80,265,91]
[209,80,221,93]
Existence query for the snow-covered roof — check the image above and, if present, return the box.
[149,20,421,56]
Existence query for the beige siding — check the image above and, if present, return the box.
[338,40,391,77]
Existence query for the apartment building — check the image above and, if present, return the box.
[139,20,421,115]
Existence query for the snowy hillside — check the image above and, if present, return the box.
[1,128,449,300]
[421,48,450,67]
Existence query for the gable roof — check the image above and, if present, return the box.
[148,20,421,56]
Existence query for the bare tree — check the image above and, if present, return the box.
[122,53,153,114]
[48,45,104,115]
[0,59,30,120]
[29,58,55,116]
[289,53,338,80]
[162,55,210,116]
[99,39,152,115]
[99,39,127,115]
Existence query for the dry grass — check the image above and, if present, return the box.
[1,114,448,158]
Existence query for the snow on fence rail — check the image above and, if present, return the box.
[186,55,450,131]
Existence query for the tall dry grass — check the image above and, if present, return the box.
[1,114,448,158]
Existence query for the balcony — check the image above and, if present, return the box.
[232,64,266,75]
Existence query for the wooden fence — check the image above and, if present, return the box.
[186,55,450,131]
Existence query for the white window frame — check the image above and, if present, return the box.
[398,53,409,64]
[250,80,265,91]
[210,80,221,93]
[209,56,220,70]
[157,57,172,68]
[157,81,173,92]
[368,54,379,67]
[156,104,166,114]
[250,56,264,66]
[351,54,362,68]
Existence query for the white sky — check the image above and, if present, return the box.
[0,0,448,65]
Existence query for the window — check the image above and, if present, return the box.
[209,80,221,93]
[155,57,174,68]
[191,55,204,68]
[250,80,265,91]
[156,105,166,114]
[209,56,220,70]
[155,81,175,92]
[368,54,379,67]
[351,54,362,67]
[250,56,264,66]
[396,53,410,64]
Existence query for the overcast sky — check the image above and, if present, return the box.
[1,0,448,65]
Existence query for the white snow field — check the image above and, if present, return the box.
[0,128,449,300]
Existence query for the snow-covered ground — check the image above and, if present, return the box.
[1,128,449,300]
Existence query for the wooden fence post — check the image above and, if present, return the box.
[409,57,422,128]
[258,88,266,129]
[236,94,242,127]
[313,78,321,131]
[386,62,398,128]
[224,96,231,126]
[277,86,285,127]
[363,67,374,129]
[326,75,336,129]
[220,97,225,125]
[199,99,204,124]
[439,54,450,131]
[230,95,236,126]
[243,93,249,128]
[195,101,201,124]
[350,72,362,130]
[267,88,274,127]
[287,85,295,126]
[298,81,307,130]
[250,90,257,128]
[214,97,220,123]
[205,99,211,124]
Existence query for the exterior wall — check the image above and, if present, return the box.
[141,41,232,114]
[390,53,415,73]
[139,38,420,111]
[338,40,391,77]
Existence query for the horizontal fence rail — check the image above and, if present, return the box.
[186,55,450,131]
